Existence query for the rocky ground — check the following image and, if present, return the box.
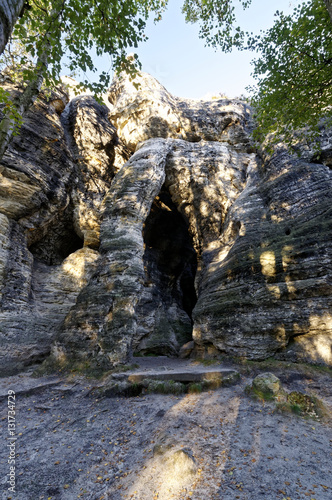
[0,358,331,500]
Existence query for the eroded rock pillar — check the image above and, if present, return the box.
[52,139,173,369]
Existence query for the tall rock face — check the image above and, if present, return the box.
[0,72,331,374]
[0,83,129,373]
[193,150,332,363]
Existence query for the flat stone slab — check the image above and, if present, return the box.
[126,368,238,384]
[107,357,241,387]
[0,374,62,401]
[111,366,239,384]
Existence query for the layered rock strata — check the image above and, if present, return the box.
[52,73,332,369]
[0,72,331,373]
[193,149,332,364]
[0,84,127,373]
[53,139,172,369]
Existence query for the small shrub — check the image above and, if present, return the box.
[144,379,185,395]
[197,359,220,366]
[290,403,302,415]
[188,382,203,393]
[276,391,327,420]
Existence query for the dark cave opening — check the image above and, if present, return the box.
[29,215,84,266]
[143,186,198,320]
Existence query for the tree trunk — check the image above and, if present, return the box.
[0,51,48,160]
[324,0,332,24]
[0,0,25,55]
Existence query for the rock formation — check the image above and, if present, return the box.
[0,82,128,373]
[0,72,331,374]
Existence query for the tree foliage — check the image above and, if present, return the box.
[7,0,168,94]
[0,0,168,160]
[247,0,332,149]
[0,0,331,158]
[182,0,332,149]
[181,0,252,51]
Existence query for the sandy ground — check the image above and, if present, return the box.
[0,358,331,500]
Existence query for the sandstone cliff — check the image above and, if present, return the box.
[0,72,331,374]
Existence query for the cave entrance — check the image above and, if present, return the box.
[29,211,84,266]
[143,186,198,319]
[136,185,197,356]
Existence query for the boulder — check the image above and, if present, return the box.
[164,448,197,479]
[251,373,282,397]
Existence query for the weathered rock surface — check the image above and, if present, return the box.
[0,83,127,374]
[52,138,172,369]
[52,135,257,369]
[62,95,130,248]
[108,71,253,151]
[193,150,332,363]
[0,71,331,373]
